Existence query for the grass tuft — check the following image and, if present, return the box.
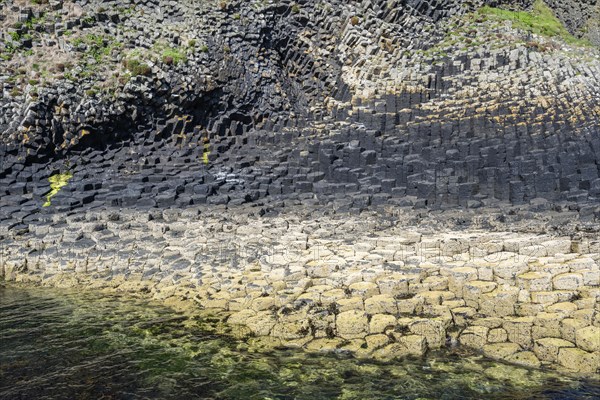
[161,47,187,64]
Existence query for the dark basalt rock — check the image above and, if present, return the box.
[0,0,599,224]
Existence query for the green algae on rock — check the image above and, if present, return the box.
[42,171,73,207]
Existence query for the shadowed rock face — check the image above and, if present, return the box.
[0,0,600,213]
[545,0,600,45]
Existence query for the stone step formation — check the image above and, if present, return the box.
[1,0,600,375]
[2,205,599,373]
[0,0,599,216]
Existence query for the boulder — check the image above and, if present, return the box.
[364,294,398,315]
[445,266,478,293]
[271,318,311,340]
[553,273,584,290]
[558,347,600,373]
[397,334,428,356]
[516,272,552,291]
[561,318,589,343]
[336,297,364,312]
[503,316,535,348]
[349,281,379,298]
[305,338,344,352]
[505,351,541,368]
[479,288,518,317]
[483,342,522,359]
[462,281,497,308]
[532,312,564,339]
[246,311,278,336]
[459,325,489,348]
[365,333,390,350]
[487,328,508,343]
[493,259,529,280]
[372,335,427,361]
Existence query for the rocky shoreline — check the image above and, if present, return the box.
[1,0,600,381]
[2,203,599,376]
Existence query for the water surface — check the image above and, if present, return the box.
[1,285,598,399]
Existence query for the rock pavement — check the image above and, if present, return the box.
[2,203,599,375]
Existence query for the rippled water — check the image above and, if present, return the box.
[1,285,599,400]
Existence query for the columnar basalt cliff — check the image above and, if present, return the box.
[1,0,599,375]
[2,0,600,210]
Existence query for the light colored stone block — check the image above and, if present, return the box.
[364,294,398,315]
[540,239,572,256]
[336,310,368,339]
[369,313,397,334]
[349,281,380,298]
[561,318,589,343]
[336,297,364,312]
[532,312,564,339]
[534,338,575,362]
[397,335,427,356]
[305,338,345,352]
[503,316,534,348]
[409,318,446,349]
[463,281,497,307]
[488,328,508,343]
[479,288,518,317]
[505,351,541,368]
[459,326,489,348]
[397,297,423,315]
[445,266,478,293]
[576,326,600,352]
[558,347,600,373]
[423,276,448,291]
[483,342,522,359]
[321,289,347,305]
[553,273,584,290]
[516,271,552,291]
[581,269,600,286]
[376,276,409,295]
[451,306,476,326]
[546,302,578,315]
[365,334,390,350]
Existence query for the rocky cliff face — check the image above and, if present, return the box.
[1,0,600,214]
[545,0,600,46]
[2,1,600,375]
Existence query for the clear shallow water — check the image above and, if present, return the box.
[0,285,599,400]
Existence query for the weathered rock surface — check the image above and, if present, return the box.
[1,0,600,214]
[1,0,600,378]
[2,203,599,375]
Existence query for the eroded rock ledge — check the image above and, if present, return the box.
[2,204,599,375]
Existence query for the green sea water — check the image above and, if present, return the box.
[0,285,598,400]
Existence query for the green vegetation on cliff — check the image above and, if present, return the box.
[419,0,592,59]
[478,0,591,46]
